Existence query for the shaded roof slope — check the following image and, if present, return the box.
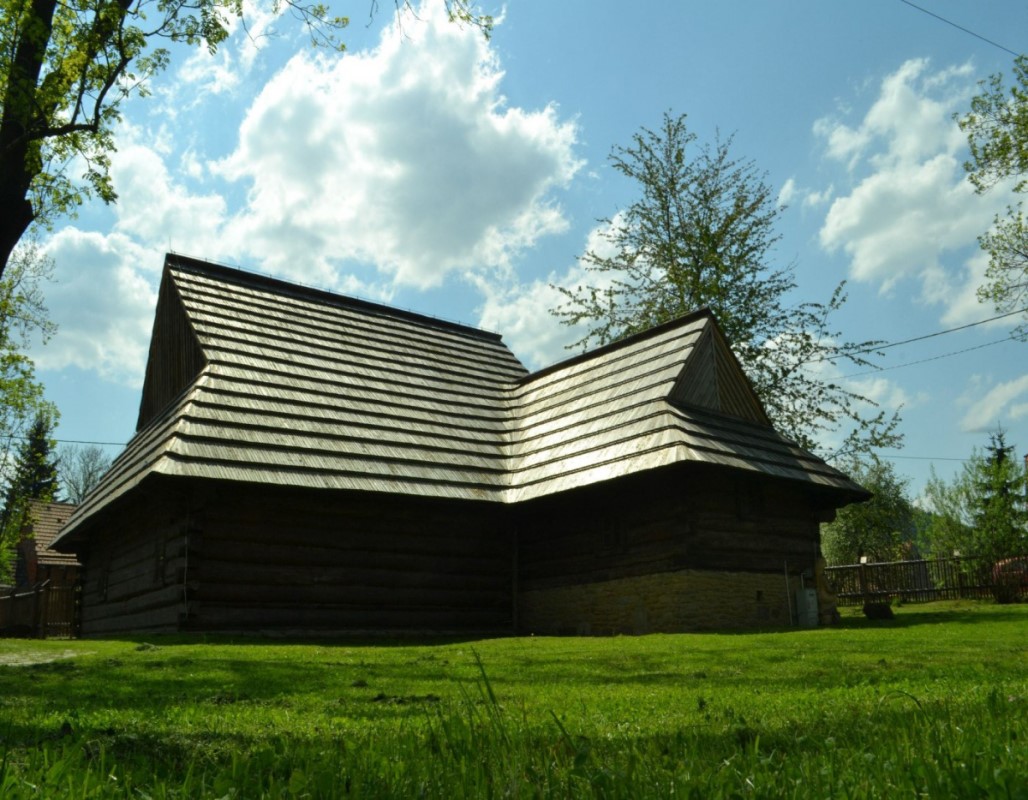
[57,255,866,545]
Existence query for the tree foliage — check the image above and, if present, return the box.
[0,0,491,278]
[820,458,915,565]
[59,442,113,503]
[959,54,1028,340]
[0,409,58,581]
[0,238,57,580]
[551,112,901,461]
[923,431,1028,562]
[0,238,56,469]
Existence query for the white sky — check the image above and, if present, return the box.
[26,0,1028,497]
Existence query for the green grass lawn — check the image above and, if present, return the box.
[1,600,1026,798]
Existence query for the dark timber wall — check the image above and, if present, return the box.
[75,465,839,636]
[77,488,192,635]
[77,479,514,636]
[515,465,829,633]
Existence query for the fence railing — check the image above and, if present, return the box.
[0,581,80,638]
[824,555,1028,605]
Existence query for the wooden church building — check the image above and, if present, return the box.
[52,254,868,636]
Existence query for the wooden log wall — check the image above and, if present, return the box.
[187,483,514,634]
[517,465,824,592]
[77,491,192,636]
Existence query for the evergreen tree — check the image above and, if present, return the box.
[971,431,1028,558]
[923,431,1028,601]
[0,410,59,582]
[551,111,901,461]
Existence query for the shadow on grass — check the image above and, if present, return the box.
[834,602,1023,629]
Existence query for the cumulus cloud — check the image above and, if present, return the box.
[33,230,160,386]
[213,0,581,289]
[960,374,1028,432]
[160,0,287,106]
[110,136,228,253]
[476,269,587,370]
[814,59,1016,319]
[43,0,581,379]
[477,215,630,370]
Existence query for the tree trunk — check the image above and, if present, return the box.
[0,200,34,279]
[0,0,60,279]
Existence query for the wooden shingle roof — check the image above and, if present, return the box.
[56,254,867,545]
[24,501,79,567]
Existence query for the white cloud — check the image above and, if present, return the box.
[477,216,629,370]
[38,0,582,382]
[110,138,228,253]
[212,0,582,289]
[778,177,833,212]
[778,178,797,208]
[162,0,286,106]
[33,230,160,386]
[476,269,587,370]
[960,374,1028,432]
[814,59,1015,317]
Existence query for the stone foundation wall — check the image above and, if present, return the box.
[518,569,804,634]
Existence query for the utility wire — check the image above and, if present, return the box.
[3,435,125,447]
[841,335,1018,378]
[801,305,1028,367]
[898,0,1021,58]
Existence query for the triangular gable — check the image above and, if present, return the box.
[136,267,207,431]
[669,317,770,426]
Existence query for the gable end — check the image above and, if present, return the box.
[136,269,207,431]
[668,321,770,426]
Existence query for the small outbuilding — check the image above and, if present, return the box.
[0,500,80,637]
[13,500,80,590]
[52,254,867,636]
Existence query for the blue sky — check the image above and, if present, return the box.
[28,0,1028,499]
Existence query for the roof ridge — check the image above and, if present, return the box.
[165,253,506,345]
[521,307,716,384]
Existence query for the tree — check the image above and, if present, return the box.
[820,458,915,565]
[551,112,901,461]
[0,239,57,580]
[923,431,1028,563]
[0,238,56,473]
[958,55,1028,340]
[59,443,113,503]
[0,409,58,581]
[0,0,491,279]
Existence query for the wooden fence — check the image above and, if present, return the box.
[0,581,80,638]
[825,555,1028,605]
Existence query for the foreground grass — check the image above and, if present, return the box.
[0,601,1026,798]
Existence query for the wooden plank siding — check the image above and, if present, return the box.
[516,466,824,593]
[75,479,514,636]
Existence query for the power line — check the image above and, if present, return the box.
[898,0,1021,58]
[800,306,1027,368]
[3,434,125,447]
[879,453,970,462]
[841,335,1018,378]
[849,306,1027,358]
